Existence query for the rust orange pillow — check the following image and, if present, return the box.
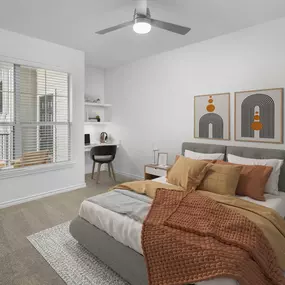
[215,160,273,201]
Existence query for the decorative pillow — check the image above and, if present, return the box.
[167,156,212,191]
[174,154,216,164]
[185,149,224,160]
[227,154,283,195]
[215,160,273,201]
[198,164,242,196]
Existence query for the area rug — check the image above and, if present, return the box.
[27,221,128,285]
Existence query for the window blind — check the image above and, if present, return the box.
[0,61,71,170]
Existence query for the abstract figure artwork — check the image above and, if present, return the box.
[235,88,283,143]
[194,93,230,140]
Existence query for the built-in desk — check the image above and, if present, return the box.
[85,143,119,152]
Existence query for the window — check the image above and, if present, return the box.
[0,61,71,171]
[0,81,2,114]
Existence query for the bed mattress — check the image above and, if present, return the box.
[79,203,240,285]
[79,177,285,285]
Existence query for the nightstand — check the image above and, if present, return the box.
[144,164,171,180]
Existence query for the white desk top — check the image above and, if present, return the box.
[85,143,119,152]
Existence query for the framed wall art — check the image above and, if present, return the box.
[157,152,168,167]
[194,93,230,140]
[235,88,283,144]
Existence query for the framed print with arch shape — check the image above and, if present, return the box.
[235,88,283,144]
[194,93,230,140]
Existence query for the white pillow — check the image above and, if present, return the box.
[227,154,284,195]
[184,150,224,160]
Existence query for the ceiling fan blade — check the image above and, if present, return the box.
[151,19,191,35]
[96,21,133,35]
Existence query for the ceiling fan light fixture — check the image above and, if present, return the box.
[133,18,151,34]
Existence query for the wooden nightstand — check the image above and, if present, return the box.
[144,164,171,180]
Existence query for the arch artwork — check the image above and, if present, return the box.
[199,113,223,139]
[235,88,283,144]
[194,93,230,140]
[241,94,274,139]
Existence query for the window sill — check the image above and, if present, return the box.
[0,161,75,180]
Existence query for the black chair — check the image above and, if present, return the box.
[90,145,117,184]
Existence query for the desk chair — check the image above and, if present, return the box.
[90,145,117,184]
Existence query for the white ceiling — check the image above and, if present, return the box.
[0,0,285,69]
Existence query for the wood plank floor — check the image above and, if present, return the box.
[0,172,131,285]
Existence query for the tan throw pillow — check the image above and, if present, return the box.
[199,164,242,196]
[215,160,273,201]
[167,156,212,191]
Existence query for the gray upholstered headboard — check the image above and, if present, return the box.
[182,142,226,155]
[182,142,285,192]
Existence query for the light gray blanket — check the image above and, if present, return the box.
[87,190,152,223]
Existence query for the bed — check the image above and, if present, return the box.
[70,142,285,285]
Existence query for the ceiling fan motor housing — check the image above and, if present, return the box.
[133,8,151,25]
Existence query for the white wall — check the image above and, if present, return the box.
[0,28,85,207]
[84,66,106,174]
[85,66,105,102]
[105,17,285,179]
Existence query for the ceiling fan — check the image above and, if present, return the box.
[95,0,191,35]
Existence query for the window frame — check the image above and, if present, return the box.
[0,60,72,177]
[0,81,2,114]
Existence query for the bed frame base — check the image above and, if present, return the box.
[69,216,148,285]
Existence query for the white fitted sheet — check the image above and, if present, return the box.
[79,177,285,285]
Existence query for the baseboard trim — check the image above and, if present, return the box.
[0,183,86,209]
[114,170,144,181]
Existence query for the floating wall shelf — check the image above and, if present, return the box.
[84,121,111,125]
[85,102,112,108]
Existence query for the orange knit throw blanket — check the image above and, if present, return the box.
[141,189,285,285]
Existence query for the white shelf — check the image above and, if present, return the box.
[84,121,111,125]
[85,102,112,107]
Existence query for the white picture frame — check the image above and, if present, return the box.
[157,152,168,167]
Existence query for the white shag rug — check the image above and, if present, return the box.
[27,221,128,285]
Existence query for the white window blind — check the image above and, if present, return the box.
[0,61,71,171]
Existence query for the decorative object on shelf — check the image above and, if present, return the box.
[88,110,101,122]
[88,109,97,122]
[235,88,283,143]
[85,95,101,104]
[100,132,108,143]
[157,152,168,167]
[194,93,230,140]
